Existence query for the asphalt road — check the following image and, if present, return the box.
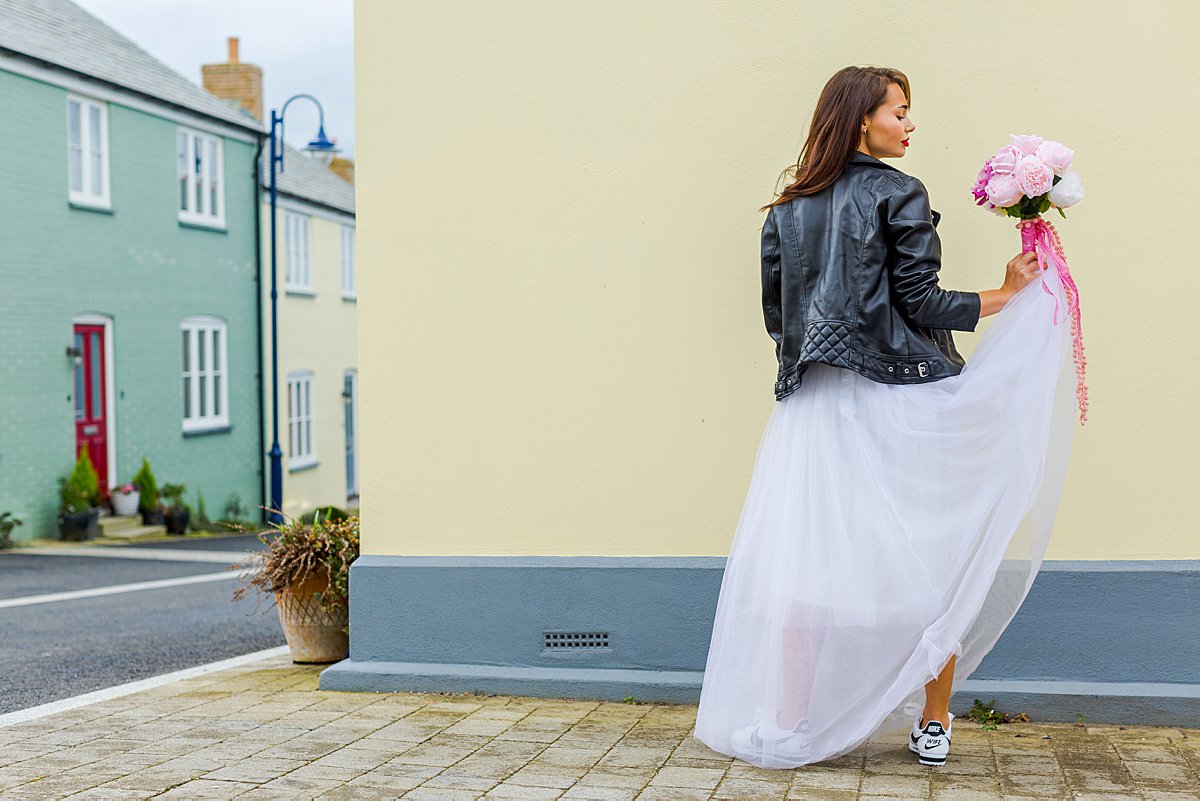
[0,535,286,715]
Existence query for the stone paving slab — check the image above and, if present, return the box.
[0,655,1196,799]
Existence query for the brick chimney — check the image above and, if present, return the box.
[328,156,355,185]
[202,37,264,122]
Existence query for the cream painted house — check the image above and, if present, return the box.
[326,2,1199,726]
[201,38,359,520]
[259,145,358,519]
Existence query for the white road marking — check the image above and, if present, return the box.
[0,569,255,609]
[12,546,255,563]
[0,646,292,729]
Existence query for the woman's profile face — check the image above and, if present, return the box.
[859,82,916,159]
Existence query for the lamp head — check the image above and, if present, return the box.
[304,124,340,167]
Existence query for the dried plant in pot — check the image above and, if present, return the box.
[231,509,359,663]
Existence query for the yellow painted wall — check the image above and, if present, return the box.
[355,1,1198,559]
[260,199,358,519]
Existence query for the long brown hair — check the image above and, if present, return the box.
[760,66,911,212]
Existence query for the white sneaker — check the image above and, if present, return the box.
[908,711,953,765]
[730,717,812,761]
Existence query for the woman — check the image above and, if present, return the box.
[692,66,1078,769]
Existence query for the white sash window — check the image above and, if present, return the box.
[181,316,229,431]
[177,127,225,226]
[67,94,110,207]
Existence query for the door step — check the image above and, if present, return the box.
[98,514,167,539]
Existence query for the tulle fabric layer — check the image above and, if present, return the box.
[693,264,1077,768]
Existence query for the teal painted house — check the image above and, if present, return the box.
[0,0,267,541]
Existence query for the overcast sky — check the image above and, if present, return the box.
[72,0,356,161]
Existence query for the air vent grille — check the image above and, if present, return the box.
[544,631,609,649]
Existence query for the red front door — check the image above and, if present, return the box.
[73,324,109,499]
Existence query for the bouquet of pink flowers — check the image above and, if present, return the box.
[971,133,1088,425]
[972,133,1083,220]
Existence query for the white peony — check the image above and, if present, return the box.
[1048,170,1084,208]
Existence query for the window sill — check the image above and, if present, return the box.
[288,458,319,473]
[286,288,316,298]
[69,199,113,214]
[341,293,357,302]
[179,218,227,233]
[183,422,233,437]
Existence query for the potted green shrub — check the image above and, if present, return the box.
[231,509,359,663]
[160,483,190,535]
[1,512,22,549]
[57,449,102,540]
[131,457,162,525]
[109,482,140,516]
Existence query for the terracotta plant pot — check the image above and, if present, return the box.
[274,568,349,663]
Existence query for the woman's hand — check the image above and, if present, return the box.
[978,251,1043,318]
[1001,251,1041,298]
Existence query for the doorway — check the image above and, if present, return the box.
[72,321,111,497]
[343,369,358,500]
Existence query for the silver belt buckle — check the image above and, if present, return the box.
[917,362,929,377]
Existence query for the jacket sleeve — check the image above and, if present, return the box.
[884,178,981,332]
[761,207,783,353]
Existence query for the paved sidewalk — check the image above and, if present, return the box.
[0,655,1196,800]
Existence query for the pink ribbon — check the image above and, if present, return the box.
[1018,216,1089,425]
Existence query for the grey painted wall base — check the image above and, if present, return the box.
[320,556,1200,727]
[953,679,1200,728]
[319,660,704,703]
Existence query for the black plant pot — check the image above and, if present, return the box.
[140,508,164,525]
[58,508,100,541]
[164,508,190,535]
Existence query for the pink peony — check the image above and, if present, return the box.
[990,145,1022,174]
[986,173,1022,207]
[1014,154,1054,197]
[1009,133,1045,155]
[971,159,995,205]
[1034,140,1074,176]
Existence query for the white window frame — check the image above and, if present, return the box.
[177,126,225,227]
[181,316,230,432]
[341,224,356,299]
[287,370,317,469]
[285,211,313,292]
[66,94,110,208]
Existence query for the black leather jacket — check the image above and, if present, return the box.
[763,151,982,401]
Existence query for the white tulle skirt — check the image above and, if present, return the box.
[693,264,1078,768]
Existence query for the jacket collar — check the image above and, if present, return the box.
[849,151,901,171]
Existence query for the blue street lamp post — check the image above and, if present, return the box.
[266,94,339,523]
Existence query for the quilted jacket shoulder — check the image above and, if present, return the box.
[763,152,981,401]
